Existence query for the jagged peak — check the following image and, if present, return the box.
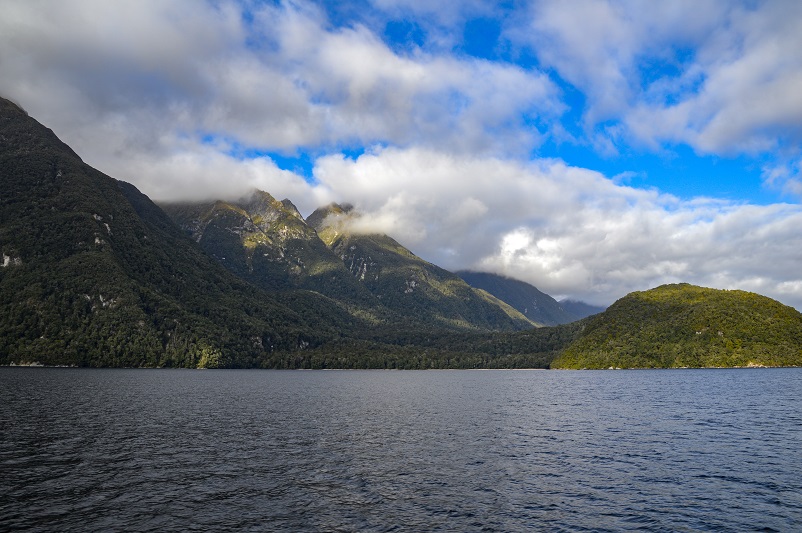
[306,202,356,231]
[280,198,303,219]
[238,189,278,214]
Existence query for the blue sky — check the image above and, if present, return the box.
[2,0,802,307]
[244,0,796,206]
[279,0,799,205]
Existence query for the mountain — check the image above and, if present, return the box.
[307,203,537,331]
[159,192,385,323]
[552,284,802,369]
[456,271,579,326]
[0,96,338,367]
[559,299,606,320]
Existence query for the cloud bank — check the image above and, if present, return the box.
[315,147,802,307]
[2,0,802,308]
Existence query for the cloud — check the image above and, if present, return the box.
[116,135,334,212]
[252,2,561,154]
[0,0,560,183]
[514,0,802,185]
[314,146,802,308]
[622,3,802,153]
[515,0,722,126]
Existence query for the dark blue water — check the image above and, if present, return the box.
[1,368,801,532]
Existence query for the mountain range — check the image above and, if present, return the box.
[160,196,535,332]
[2,96,801,369]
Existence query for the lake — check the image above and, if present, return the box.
[1,367,801,531]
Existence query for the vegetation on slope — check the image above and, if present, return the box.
[552,284,802,369]
[0,96,546,368]
[161,193,387,323]
[261,320,585,369]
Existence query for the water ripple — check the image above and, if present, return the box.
[2,367,801,531]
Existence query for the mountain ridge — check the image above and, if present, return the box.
[307,203,538,331]
[0,96,342,367]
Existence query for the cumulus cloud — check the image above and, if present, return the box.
[514,0,802,184]
[314,147,802,308]
[0,0,560,195]
[515,0,722,126]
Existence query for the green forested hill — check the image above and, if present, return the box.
[552,284,802,369]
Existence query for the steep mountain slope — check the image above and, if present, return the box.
[456,271,579,325]
[552,284,802,369]
[307,204,536,331]
[0,96,333,367]
[160,192,384,319]
[559,299,606,320]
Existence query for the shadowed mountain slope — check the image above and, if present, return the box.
[456,271,579,326]
[0,96,335,367]
[558,299,606,320]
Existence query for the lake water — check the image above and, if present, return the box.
[1,368,801,532]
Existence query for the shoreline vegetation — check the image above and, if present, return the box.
[3,363,800,370]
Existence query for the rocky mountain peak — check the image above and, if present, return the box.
[306,202,355,231]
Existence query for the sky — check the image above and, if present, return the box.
[2,0,802,308]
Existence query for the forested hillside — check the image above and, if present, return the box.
[0,97,335,367]
[553,284,802,368]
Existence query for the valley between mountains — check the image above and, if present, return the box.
[2,96,802,369]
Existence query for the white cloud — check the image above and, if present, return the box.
[314,146,802,309]
[514,0,802,184]
[515,0,722,126]
[116,136,333,212]
[0,0,560,182]
[251,3,560,154]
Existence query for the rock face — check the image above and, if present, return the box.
[552,283,802,369]
[162,193,353,289]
